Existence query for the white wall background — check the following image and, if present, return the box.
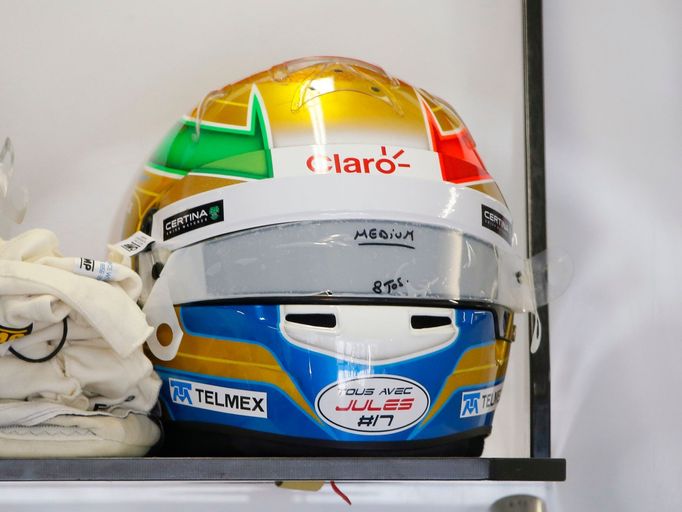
[0,0,680,510]
[544,0,682,509]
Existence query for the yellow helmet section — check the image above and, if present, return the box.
[123,57,505,238]
[194,57,433,148]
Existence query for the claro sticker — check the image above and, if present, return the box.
[315,375,430,435]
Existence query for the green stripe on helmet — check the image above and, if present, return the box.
[148,91,272,180]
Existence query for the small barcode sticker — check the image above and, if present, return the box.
[73,258,115,281]
[112,231,155,257]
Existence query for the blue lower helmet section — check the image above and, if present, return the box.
[153,304,507,456]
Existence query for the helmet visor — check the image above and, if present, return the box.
[154,219,534,313]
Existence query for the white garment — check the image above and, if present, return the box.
[0,229,161,457]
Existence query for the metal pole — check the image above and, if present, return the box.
[523,0,551,458]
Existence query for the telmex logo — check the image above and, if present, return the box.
[306,146,411,175]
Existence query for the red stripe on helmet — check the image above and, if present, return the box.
[423,101,493,185]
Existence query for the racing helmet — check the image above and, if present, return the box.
[123,57,536,456]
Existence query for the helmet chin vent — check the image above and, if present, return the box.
[411,315,452,329]
[284,313,337,329]
[280,305,457,363]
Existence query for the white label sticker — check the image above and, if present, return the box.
[73,258,115,281]
[271,144,441,180]
[168,378,267,419]
[315,375,430,435]
[112,231,155,257]
[459,383,504,418]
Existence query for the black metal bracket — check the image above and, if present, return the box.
[523,0,553,459]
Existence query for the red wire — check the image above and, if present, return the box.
[330,481,352,505]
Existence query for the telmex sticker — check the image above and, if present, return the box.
[315,375,430,435]
[460,383,504,418]
[169,378,267,419]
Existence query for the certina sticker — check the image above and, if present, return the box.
[163,200,224,241]
[73,258,114,281]
[481,205,513,244]
[460,383,504,418]
[315,375,430,435]
[0,323,33,345]
[169,378,267,419]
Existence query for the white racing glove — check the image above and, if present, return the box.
[0,229,161,457]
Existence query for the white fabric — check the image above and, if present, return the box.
[0,229,162,456]
[0,413,159,458]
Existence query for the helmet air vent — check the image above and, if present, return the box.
[284,313,337,329]
[410,315,452,330]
